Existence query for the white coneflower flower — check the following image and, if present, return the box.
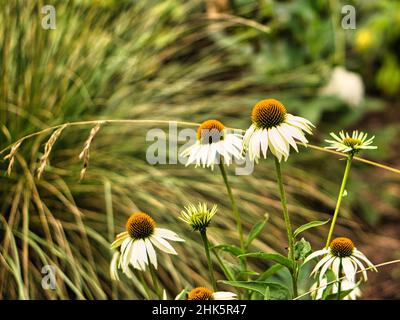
[180,119,243,169]
[304,237,377,282]
[187,287,237,300]
[180,203,217,232]
[110,212,184,274]
[320,66,365,108]
[325,130,377,155]
[332,279,362,300]
[243,99,314,162]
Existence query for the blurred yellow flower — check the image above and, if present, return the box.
[356,29,373,51]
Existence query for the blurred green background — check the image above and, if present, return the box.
[0,0,399,299]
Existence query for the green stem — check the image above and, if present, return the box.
[138,272,152,300]
[200,229,217,291]
[218,162,247,271]
[325,155,353,248]
[212,248,242,299]
[337,261,343,300]
[273,157,297,297]
[149,263,162,300]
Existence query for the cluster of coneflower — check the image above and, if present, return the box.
[110,98,378,300]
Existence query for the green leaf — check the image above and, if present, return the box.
[257,264,283,281]
[220,281,290,300]
[220,257,241,280]
[325,288,354,300]
[240,252,293,271]
[214,254,236,282]
[213,244,243,257]
[245,214,269,249]
[294,238,312,261]
[293,219,330,239]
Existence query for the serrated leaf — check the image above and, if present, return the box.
[213,244,243,256]
[240,252,293,271]
[220,280,290,300]
[294,238,312,261]
[245,215,269,249]
[293,219,330,239]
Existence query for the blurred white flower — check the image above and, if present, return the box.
[320,66,365,107]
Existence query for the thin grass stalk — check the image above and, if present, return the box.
[273,157,297,298]
[200,229,217,291]
[325,155,353,248]
[218,162,247,274]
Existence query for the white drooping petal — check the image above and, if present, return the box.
[111,232,129,249]
[277,124,298,152]
[304,248,329,264]
[243,124,256,148]
[319,256,335,281]
[212,291,237,300]
[145,238,158,269]
[122,240,135,272]
[260,129,269,158]
[268,127,288,156]
[268,139,282,162]
[249,129,262,161]
[150,235,178,255]
[135,239,149,270]
[128,240,142,271]
[286,114,313,134]
[353,249,377,271]
[185,143,201,166]
[200,144,210,167]
[342,257,356,282]
[311,254,332,276]
[310,277,328,300]
[331,256,341,278]
[155,228,185,242]
[110,251,120,281]
[351,256,368,281]
[120,238,132,266]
